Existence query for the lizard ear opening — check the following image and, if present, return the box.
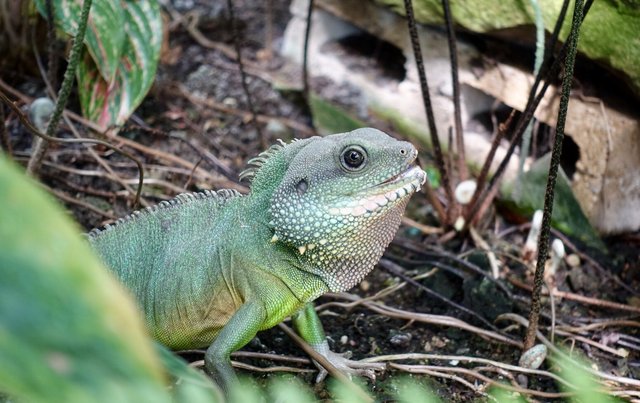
[295,178,309,195]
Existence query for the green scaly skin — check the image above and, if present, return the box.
[88,128,426,390]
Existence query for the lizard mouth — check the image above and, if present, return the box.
[372,164,426,200]
[328,164,426,217]
[380,164,426,188]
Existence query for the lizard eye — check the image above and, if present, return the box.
[341,146,367,171]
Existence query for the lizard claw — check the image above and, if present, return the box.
[313,350,386,383]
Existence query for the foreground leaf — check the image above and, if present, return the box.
[0,155,174,402]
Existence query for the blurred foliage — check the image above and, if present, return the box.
[554,351,623,403]
[0,154,217,403]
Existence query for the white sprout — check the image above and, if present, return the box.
[548,238,566,276]
[523,210,543,260]
[454,180,477,205]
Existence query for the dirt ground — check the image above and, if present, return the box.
[1,0,639,400]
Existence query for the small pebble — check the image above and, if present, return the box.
[223,97,238,107]
[566,253,581,267]
[517,374,529,388]
[389,332,412,347]
[430,336,447,348]
[340,335,349,345]
[265,118,290,137]
[519,344,547,369]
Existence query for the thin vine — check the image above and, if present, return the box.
[524,0,585,351]
[27,0,93,175]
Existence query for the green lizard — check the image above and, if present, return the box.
[88,128,426,390]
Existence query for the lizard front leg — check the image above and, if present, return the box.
[291,302,385,382]
[204,301,266,391]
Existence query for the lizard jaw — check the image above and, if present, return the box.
[328,165,426,217]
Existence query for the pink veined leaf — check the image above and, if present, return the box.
[75,0,162,130]
[33,0,125,83]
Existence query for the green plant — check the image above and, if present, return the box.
[33,0,162,130]
[0,154,218,402]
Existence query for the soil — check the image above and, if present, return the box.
[1,0,639,400]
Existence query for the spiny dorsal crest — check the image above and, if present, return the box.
[87,189,241,239]
[239,139,289,183]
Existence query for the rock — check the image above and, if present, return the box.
[389,331,413,347]
[566,254,580,268]
[519,344,548,369]
[500,154,604,250]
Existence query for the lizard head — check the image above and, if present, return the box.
[266,128,426,292]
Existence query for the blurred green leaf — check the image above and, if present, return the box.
[154,345,222,403]
[553,352,622,403]
[328,378,371,403]
[393,376,441,403]
[0,155,167,402]
[228,377,265,403]
[268,376,317,403]
[488,386,527,402]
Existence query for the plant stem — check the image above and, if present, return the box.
[45,0,59,91]
[403,0,453,224]
[523,0,584,351]
[441,0,466,182]
[27,0,93,175]
[515,0,545,200]
[302,0,314,110]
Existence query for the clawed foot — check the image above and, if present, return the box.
[313,350,386,383]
